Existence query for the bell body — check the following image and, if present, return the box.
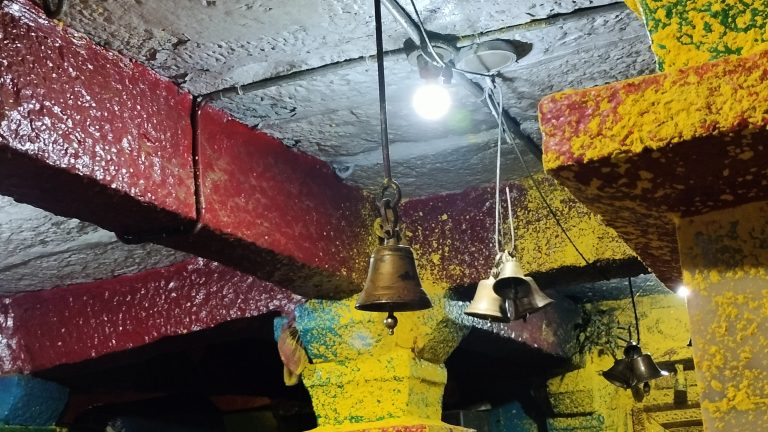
[465,277,510,322]
[630,354,669,382]
[493,257,530,299]
[356,244,432,312]
[509,277,554,320]
[602,358,635,389]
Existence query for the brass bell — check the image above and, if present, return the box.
[355,242,432,312]
[464,277,510,322]
[492,255,530,299]
[508,277,554,320]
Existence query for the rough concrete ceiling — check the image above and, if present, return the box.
[60,0,657,197]
[0,196,189,294]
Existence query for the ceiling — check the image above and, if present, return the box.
[1,0,661,297]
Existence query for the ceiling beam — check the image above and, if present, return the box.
[0,258,302,375]
[0,0,372,298]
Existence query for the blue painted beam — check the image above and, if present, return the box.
[0,376,68,427]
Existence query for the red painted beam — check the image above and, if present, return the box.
[0,258,303,374]
[399,179,644,289]
[0,0,371,297]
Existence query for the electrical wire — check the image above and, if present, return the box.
[506,186,515,254]
[407,0,498,79]
[492,82,502,254]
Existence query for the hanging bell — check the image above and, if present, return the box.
[465,277,510,322]
[602,358,636,389]
[630,353,669,383]
[355,241,432,312]
[603,342,668,389]
[492,255,531,299]
[508,276,554,320]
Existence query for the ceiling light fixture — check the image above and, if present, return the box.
[676,285,690,298]
[602,277,669,391]
[412,82,451,120]
[355,0,432,335]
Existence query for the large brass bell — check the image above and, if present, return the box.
[464,276,510,322]
[492,254,530,299]
[507,277,554,320]
[355,239,432,313]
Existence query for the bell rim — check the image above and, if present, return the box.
[464,309,511,323]
[355,297,433,312]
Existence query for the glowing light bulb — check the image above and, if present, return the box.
[677,286,690,298]
[412,83,451,120]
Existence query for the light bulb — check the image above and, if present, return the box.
[412,83,451,120]
[677,285,690,298]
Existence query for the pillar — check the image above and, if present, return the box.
[676,201,768,428]
[0,375,68,430]
[294,294,470,432]
[539,1,768,429]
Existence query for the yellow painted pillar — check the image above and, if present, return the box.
[294,293,470,432]
[677,200,768,429]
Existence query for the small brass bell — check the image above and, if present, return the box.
[465,276,510,322]
[492,254,530,299]
[508,277,554,320]
[355,240,432,313]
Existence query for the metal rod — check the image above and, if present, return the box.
[374,0,393,181]
[629,277,640,344]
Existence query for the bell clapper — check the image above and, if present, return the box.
[384,311,398,335]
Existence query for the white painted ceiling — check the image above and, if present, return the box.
[0,0,659,295]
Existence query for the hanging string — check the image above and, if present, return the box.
[629,277,641,344]
[492,81,503,255]
[505,186,515,255]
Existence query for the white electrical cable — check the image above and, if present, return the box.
[506,186,515,255]
[493,82,502,254]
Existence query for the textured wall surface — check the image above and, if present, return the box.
[0,258,303,374]
[400,175,641,298]
[677,200,768,430]
[628,0,768,71]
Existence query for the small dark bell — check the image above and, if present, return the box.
[384,311,398,335]
[508,277,554,320]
